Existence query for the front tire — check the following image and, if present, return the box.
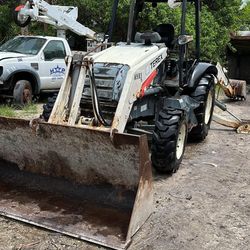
[41,94,57,121]
[151,108,187,174]
[13,80,33,107]
[188,75,215,141]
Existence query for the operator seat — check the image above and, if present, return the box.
[154,23,175,49]
[134,31,161,45]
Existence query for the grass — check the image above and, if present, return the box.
[0,105,15,117]
[22,103,38,115]
[0,103,39,119]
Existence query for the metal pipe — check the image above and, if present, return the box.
[108,0,119,42]
[179,0,187,88]
[180,0,187,35]
[215,99,242,123]
[89,68,111,126]
[127,0,136,45]
[195,0,201,60]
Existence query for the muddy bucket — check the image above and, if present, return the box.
[0,117,153,250]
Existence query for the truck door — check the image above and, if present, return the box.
[39,40,67,90]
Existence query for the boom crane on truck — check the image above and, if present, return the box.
[14,0,97,39]
[0,0,107,106]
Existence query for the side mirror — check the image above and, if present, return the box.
[96,33,105,42]
[178,35,193,45]
[40,52,45,61]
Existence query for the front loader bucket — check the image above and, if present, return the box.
[0,117,153,250]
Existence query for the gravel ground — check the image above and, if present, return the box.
[0,93,249,250]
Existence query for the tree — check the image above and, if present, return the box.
[0,1,20,42]
[0,0,244,63]
[239,3,250,29]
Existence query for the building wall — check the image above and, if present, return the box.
[228,53,250,84]
[227,36,250,85]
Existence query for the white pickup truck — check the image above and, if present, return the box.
[0,35,71,105]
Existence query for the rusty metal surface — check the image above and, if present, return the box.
[213,113,240,129]
[127,136,153,241]
[0,117,140,189]
[237,121,250,134]
[229,79,247,100]
[0,162,132,249]
[213,113,250,134]
[0,116,153,249]
[216,63,247,100]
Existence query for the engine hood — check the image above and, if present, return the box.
[0,52,28,61]
[92,43,162,67]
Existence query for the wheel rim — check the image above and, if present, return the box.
[176,122,186,160]
[205,89,213,124]
[23,87,32,104]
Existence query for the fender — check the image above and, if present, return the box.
[188,62,217,89]
[162,95,200,131]
[6,69,41,95]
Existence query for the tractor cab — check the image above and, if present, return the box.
[125,0,200,89]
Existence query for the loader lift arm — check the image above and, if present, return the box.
[0,2,155,249]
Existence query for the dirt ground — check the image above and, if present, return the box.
[0,92,249,250]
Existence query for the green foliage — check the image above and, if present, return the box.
[22,103,37,114]
[0,0,245,62]
[239,4,250,29]
[186,5,232,62]
[0,103,38,118]
[0,2,19,42]
[0,105,15,117]
[132,1,241,62]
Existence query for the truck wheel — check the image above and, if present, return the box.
[41,94,57,121]
[13,9,31,27]
[13,80,32,107]
[188,75,215,141]
[151,108,187,174]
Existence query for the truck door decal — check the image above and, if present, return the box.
[50,65,65,80]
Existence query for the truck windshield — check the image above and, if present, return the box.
[0,37,46,55]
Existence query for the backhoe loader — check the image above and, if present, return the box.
[0,0,217,249]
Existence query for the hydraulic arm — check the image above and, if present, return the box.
[15,0,96,39]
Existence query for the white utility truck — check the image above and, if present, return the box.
[0,36,71,105]
[0,0,97,105]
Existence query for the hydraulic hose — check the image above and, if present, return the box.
[89,68,111,126]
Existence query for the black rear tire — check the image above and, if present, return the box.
[151,108,187,174]
[41,94,57,121]
[188,75,215,142]
[13,10,31,27]
[13,80,33,107]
